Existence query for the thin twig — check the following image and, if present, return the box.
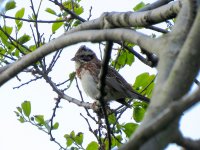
[194,78,200,87]
[138,0,173,12]
[97,41,113,150]
[147,25,169,33]
[49,97,60,141]
[13,76,42,89]
[80,113,100,142]
[0,13,67,23]
[116,42,154,67]
[87,6,92,21]
[175,130,200,150]
[49,0,86,22]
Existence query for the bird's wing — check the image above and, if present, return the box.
[106,66,134,97]
[93,61,150,103]
[106,66,150,103]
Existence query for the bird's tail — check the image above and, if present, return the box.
[137,94,150,103]
[130,91,150,103]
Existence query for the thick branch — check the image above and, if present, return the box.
[101,1,180,28]
[0,28,155,86]
[119,87,200,150]
[0,64,12,74]
[163,0,200,101]
[122,0,199,149]
[68,1,181,34]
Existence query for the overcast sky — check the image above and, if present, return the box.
[0,0,200,150]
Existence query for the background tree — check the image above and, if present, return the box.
[0,0,200,150]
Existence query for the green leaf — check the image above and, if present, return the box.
[0,47,6,56]
[0,26,13,40]
[53,122,59,130]
[62,0,73,10]
[67,138,73,147]
[69,72,76,81]
[5,1,16,11]
[45,8,57,16]
[72,20,81,27]
[64,134,73,147]
[71,147,79,150]
[122,123,138,138]
[16,21,23,31]
[112,49,134,70]
[0,26,14,51]
[65,72,76,89]
[29,45,36,51]
[111,135,122,147]
[16,107,22,113]
[34,115,45,125]
[18,34,31,44]
[14,49,19,58]
[15,8,25,24]
[86,141,99,150]
[75,132,83,145]
[21,101,31,117]
[133,72,155,97]
[18,116,25,123]
[133,105,146,122]
[52,18,64,33]
[145,82,154,98]
[14,111,20,117]
[133,2,146,11]
[70,130,75,138]
[108,113,116,124]
[74,6,83,15]
[134,73,149,89]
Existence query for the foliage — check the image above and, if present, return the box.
[1,0,158,149]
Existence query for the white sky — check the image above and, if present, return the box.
[0,0,200,150]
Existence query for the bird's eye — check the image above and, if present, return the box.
[80,54,93,62]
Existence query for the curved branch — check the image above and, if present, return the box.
[175,131,200,150]
[119,87,200,150]
[100,1,180,28]
[0,64,12,74]
[68,1,181,34]
[122,0,199,149]
[146,0,197,105]
[34,66,93,109]
[139,0,174,12]
[163,0,200,102]
[0,28,155,86]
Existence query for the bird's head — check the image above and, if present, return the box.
[71,45,97,64]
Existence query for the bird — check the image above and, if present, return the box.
[71,45,150,106]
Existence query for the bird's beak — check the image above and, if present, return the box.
[71,56,76,61]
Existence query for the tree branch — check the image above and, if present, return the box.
[127,1,198,149]
[0,64,12,74]
[138,0,174,12]
[97,41,113,150]
[68,1,181,34]
[0,28,156,86]
[119,87,200,150]
[0,13,67,23]
[175,131,200,150]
